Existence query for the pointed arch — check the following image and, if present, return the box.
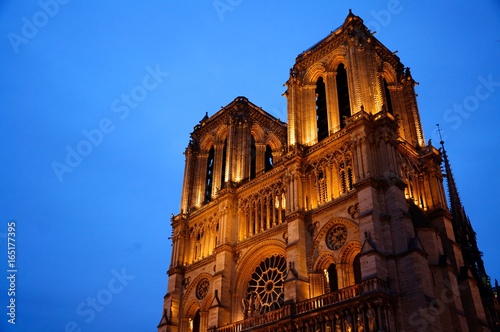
[308,217,360,272]
[381,62,397,115]
[304,62,327,84]
[339,241,362,286]
[233,240,286,299]
[326,50,348,71]
[313,251,337,272]
[382,62,397,84]
[250,123,266,143]
[199,135,216,154]
[264,131,284,151]
[184,300,200,322]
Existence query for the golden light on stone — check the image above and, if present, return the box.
[158,11,499,332]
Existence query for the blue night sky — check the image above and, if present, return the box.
[1,1,499,331]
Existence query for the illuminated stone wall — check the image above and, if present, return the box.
[158,11,492,332]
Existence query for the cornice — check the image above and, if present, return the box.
[184,255,216,274]
[236,223,287,251]
[306,191,358,217]
[236,164,286,196]
[303,128,349,156]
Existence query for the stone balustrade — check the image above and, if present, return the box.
[212,277,391,332]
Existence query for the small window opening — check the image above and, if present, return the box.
[250,136,256,180]
[204,146,215,204]
[265,145,273,172]
[316,77,329,141]
[221,138,227,188]
[192,310,201,332]
[383,78,394,115]
[336,64,351,128]
[327,264,338,292]
[347,167,354,191]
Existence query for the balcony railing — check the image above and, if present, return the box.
[296,276,387,315]
[216,305,292,332]
[213,277,389,332]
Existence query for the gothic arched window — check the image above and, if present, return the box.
[339,159,354,194]
[221,138,227,188]
[264,145,273,172]
[383,78,394,115]
[317,169,327,205]
[336,64,351,128]
[316,76,328,141]
[250,135,256,180]
[204,146,215,204]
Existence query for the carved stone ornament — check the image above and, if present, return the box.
[326,224,348,250]
[196,278,210,300]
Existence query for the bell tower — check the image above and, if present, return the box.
[158,11,498,332]
[286,11,424,149]
[158,97,287,331]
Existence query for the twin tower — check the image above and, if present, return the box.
[158,11,498,332]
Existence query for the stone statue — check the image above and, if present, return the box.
[334,314,342,332]
[252,292,262,315]
[357,311,365,332]
[367,304,376,332]
[241,297,250,319]
[346,314,353,332]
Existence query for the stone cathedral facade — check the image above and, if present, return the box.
[158,12,499,332]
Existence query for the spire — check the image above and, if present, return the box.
[436,124,490,296]
[201,112,209,123]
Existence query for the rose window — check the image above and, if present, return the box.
[245,255,287,315]
[326,224,348,250]
[196,278,210,300]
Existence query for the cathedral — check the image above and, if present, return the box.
[158,11,500,332]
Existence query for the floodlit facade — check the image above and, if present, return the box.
[158,11,500,332]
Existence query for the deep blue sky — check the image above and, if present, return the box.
[1,1,499,331]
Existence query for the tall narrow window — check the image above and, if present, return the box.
[317,170,327,205]
[204,146,215,204]
[340,159,354,194]
[383,78,394,115]
[316,77,328,141]
[264,145,273,172]
[340,164,347,195]
[336,64,351,128]
[327,264,338,292]
[192,310,201,332]
[347,166,354,191]
[250,136,256,180]
[221,138,227,188]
